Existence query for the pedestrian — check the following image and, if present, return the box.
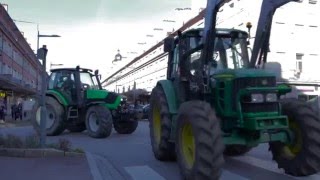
[11,103,16,120]
[17,102,22,120]
[0,101,5,123]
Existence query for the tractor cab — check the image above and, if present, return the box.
[165,28,253,101]
[48,67,106,106]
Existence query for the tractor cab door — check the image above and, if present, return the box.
[49,70,77,104]
[79,72,99,101]
[172,35,203,101]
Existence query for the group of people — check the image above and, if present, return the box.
[0,101,22,123]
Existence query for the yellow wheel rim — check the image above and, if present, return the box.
[181,123,195,169]
[283,119,303,158]
[153,105,161,145]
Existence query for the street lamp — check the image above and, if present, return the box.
[37,32,61,52]
[37,45,48,148]
[50,63,63,69]
[163,19,176,23]
[112,49,127,64]
[126,66,138,102]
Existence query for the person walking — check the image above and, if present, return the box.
[0,101,5,123]
[11,103,17,120]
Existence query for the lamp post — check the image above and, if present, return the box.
[37,31,61,52]
[112,49,127,64]
[125,66,137,103]
[37,45,48,148]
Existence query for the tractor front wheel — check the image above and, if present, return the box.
[114,120,138,134]
[149,85,176,161]
[176,101,224,180]
[85,106,113,138]
[32,96,66,136]
[269,99,320,176]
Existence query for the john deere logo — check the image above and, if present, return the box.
[262,79,268,85]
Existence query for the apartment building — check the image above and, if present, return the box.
[0,4,42,108]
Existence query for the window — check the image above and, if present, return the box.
[80,72,97,89]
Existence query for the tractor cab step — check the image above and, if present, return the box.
[67,106,79,119]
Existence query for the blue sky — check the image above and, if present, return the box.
[2,0,193,77]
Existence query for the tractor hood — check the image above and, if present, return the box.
[212,68,275,79]
[86,90,121,109]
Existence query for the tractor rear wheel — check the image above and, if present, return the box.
[85,105,113,138]
[32,96,66,136]
[176,101,224,180]
[269,99,320,176]
[114,120,138,134]
[224,145,252,156]
[149,85,176,161]
[67,123,86,132]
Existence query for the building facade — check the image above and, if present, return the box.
[103,0,320,99]
[0,4,42,110]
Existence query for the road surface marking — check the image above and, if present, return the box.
[231,155,320,180]
[86,152,103,180]
[124,165,166,180]
[221,169,249,180]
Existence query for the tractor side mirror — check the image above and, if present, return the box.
[164,37,175,52]
[94,69,99,75]
[99,74,102,80]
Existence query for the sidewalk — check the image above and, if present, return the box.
[0,156,93,180]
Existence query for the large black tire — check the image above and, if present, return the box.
[176,101,224,180]
[269,99,320,176]
[114,120,138,134]
[85,105,113,138]
[31,96,66,136]
[224,145,252,156]
[149,85,176,161]
[67,123,86,132]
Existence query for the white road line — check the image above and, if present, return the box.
[221,169,249,180]
[230,155,320,180]
[124,165,166,180]
[85,151,103,180]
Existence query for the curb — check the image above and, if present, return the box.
[85,152,126,180]
[0,148,85,158]
[86,152,103,180]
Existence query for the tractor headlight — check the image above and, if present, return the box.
[266,93,277,102]
[251,94,264,103]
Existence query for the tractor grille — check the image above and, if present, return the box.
[233,77,276,90]
[241,102,278,113]
[232,77,277,112]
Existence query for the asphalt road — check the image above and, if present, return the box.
[1,122,320,180]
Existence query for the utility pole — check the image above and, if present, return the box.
[37,45,48,148]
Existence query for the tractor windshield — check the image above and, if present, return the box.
[80,72,99,90]
[213,33,250,70]
[188,30,250,76]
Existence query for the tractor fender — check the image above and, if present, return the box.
[46,90,68,106]
[157,80,178,114]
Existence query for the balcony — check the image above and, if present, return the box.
[0,73,37,94]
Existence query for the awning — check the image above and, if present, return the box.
[0,74,37,95]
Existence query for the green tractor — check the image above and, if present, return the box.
[32,66,139,138]
[148,0,320,179]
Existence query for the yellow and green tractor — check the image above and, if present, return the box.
[148,0,320,179]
